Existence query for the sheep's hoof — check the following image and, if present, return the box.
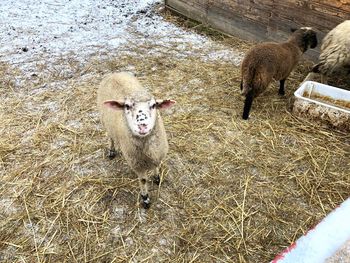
[242,114,249,120]
[106,149,117,160]
[140,194,151,209]
[153,175,161,185]
[278,91,285,96]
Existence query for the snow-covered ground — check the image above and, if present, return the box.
[0,0,243,75]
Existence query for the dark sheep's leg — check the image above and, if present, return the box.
[152,167,161,185]
[279,79,285,96]
[139,175,151,209]
[242,90,254,120]
[140,194,151,209]
[312,63,321,73]
[240,80,243,91]
[320,74,328,84]
[153,175,160,185]
[107,138,117,160]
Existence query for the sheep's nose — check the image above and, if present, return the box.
[138,124,148,133]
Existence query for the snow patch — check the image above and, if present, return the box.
[66,120,82,129]
[0,0,243,79]
[0,198,19,216]
[114,207,127,220]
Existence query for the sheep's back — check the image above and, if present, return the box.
[97,74,130,149]
[322,20,350,51]
[319,20,350,71]
[99,72,151,101]
[241,43,297,94]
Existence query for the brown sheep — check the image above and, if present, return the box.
[240,27,318,120]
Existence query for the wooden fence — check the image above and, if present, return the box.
[165,0,350,60]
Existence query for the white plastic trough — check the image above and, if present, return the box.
[272,198,350,263]
[293,81,350,130]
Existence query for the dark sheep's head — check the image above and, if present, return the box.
[291,27,318,52]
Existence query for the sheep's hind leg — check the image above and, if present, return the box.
[107,138,117,160]
[242,90,254,120]
[139,173,151,209]
[279,79,285,96]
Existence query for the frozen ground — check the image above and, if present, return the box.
[0,0,243,77]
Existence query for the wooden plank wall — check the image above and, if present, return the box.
[165,0,350,60]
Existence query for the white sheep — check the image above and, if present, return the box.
[240,27,318,119]
[312,20,350,83]
[97,72,176,209]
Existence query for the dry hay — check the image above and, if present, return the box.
[1,15,350,263]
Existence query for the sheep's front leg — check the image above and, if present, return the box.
[152,167,161,185]
[107,138,117,160]
[320,74,328,84]
[138,172,151,209]
[279,79,285,95]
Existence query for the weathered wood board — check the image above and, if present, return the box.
[165,0,350,61]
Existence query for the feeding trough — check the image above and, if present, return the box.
[293,81,350,130]
[272,198,350,263]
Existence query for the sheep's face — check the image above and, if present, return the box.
[302,28,318,49]
[293,27,318,52]
[103,98,175,137]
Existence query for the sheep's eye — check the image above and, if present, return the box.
[150,103,156,109]
[125,104,131,110]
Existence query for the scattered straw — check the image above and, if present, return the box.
[0,10,350,263]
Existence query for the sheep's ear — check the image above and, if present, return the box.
[156,99,176,109]
[290,28,297,33]
[103,100,124,110]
